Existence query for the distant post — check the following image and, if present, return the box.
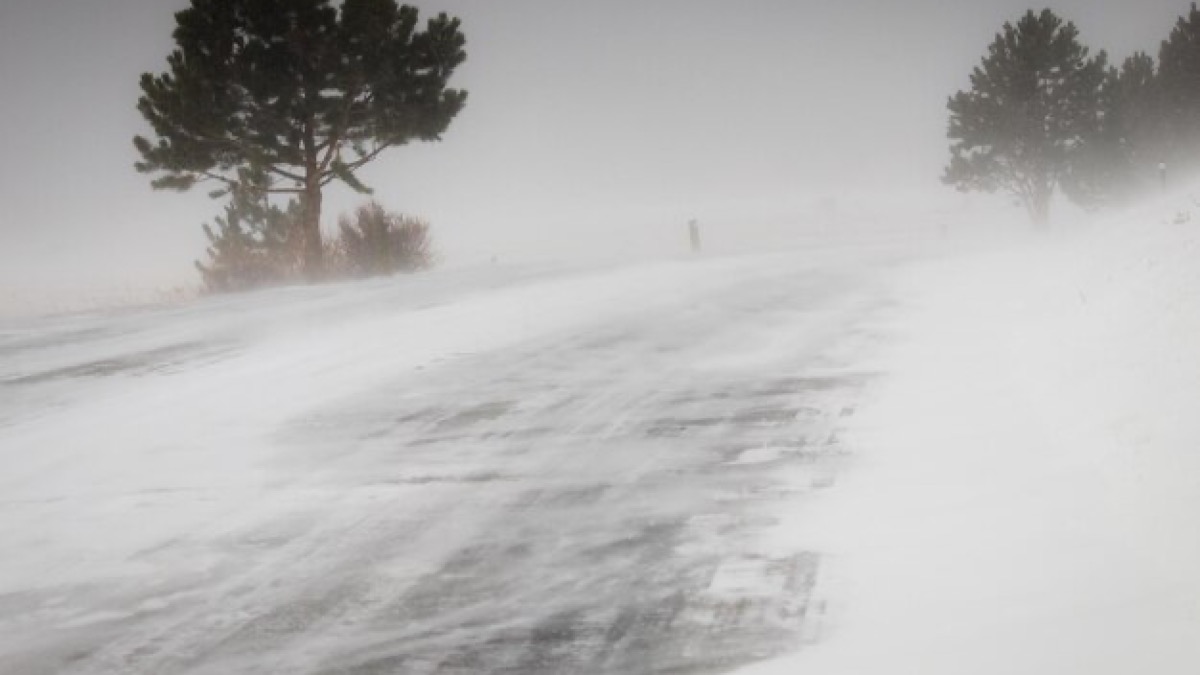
[688,219,702,254]
[1160,162,1169,192]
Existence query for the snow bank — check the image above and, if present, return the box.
[736,192,1200,673]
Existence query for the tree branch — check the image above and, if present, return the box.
[340,142,393,173]
[318,88,371,174]
[200,171,239,187]
[267,166,307,183]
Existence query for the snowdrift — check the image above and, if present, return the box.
[737,191,1200,674]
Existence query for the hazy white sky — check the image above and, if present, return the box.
[0,0,1190,293]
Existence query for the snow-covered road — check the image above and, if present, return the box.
[0,242,918,674]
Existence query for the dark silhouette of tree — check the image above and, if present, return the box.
[1158,2,1200,175]
[135,0,467,276]
[944,10,1107,227]
[1064,52,1165,208]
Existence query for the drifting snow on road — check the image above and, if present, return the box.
[0,245,909,674]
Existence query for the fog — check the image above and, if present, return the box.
[0,0,1186,310]
[7,2,1200,673]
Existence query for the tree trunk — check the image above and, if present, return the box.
[300,116,324,280]
[1026,177,1052,230]
[301,179,323,279]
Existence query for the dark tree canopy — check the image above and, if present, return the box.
[1061,52,1166,209]
[1158,2,1200,173]
[1109,52,1165,175]
[943,9,1106,227]
[135,0,467,275]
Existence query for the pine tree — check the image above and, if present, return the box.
[1114,52,1166,174]
[1063,52,1164,208]
[1158,2,1200,174]
[195,183,303,292]
[944,9,1107,227]
[135,0,467,277]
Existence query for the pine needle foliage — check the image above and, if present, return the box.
[195,186,303,292]
[944,10,1107,227]
[1158,3,1200,175]
[135,0,467,275]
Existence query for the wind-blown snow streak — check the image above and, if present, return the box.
[0,241,922,674]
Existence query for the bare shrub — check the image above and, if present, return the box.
[334,202,435,277]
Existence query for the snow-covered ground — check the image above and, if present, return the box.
[735,192,1200,674]
[0,235,930,673]
[4,194,1200,673]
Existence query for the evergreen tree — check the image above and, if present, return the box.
[1158,2,1200,174]
[944,9,1107,227]
[1064,52,1164,208]
[135,0,467,276]
[1113,52,1166,174]
[195,184,303,292]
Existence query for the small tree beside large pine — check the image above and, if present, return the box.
[944,9,1107,227]
[195,180,304,292]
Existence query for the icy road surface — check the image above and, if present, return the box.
[0,243,918,674]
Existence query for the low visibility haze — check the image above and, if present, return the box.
[8,2,1200,673]
[0,0,1187,301]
